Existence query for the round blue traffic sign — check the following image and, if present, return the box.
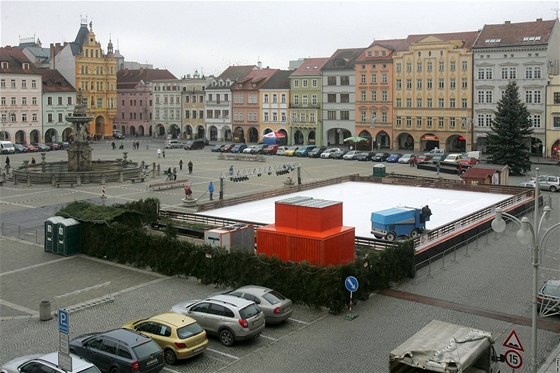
[345,276,359,292]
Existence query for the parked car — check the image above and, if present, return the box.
[386,153,403,163]
[531,175,560,192]
[443,153,463,163]
[343,150,361,160]
[330,149,349,159]
[243,145,257,154]
[371,152,390,162]
[295,145,316,157]
[211,144,225,152]
[221,144,235,153]
[537,280,560,313]
[113,132,125,140]
[308,146,327,158]
[231,144,248,153]
[398,154,414,164]
[320,148,341,159]
[416,154,433,163]
[184,139,205,150]
[70,328,165,373]
[171,294,265,347]
[275,146,290,156]
[355,151,375,161]
[57,141,70,150]
[0,352,100,373]
[25,144,38,152]
[518,181,537,188]
[35,143,50,152]
[249,144,266,154]
[262,144,279,155]
[430,153,448,164]
[14,143,28,153]
[227,285,293,324]
[283,146,299,157]
[47,142,61,151]
[123,312,208,365]
[0,141,16,154]
[164,140,183,149]
[459,157,479,166]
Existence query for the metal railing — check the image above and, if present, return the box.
[1,222,43,244]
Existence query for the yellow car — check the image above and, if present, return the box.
[123,312,208,365]
[284,146,299,156]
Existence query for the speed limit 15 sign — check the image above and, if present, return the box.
[504,349,523,369]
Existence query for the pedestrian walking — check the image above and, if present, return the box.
[188,161,193,174]
[457,164,463,176]
[179,159,184,171]
[208,181,214,200]
[162,149,166,158]
[172,167,177,180]
[157,148,161,158]
[166,167,172,181]
[436,162,440,176]
[5,156,10,171]
[229,164,234,175]
[111,141,116,150]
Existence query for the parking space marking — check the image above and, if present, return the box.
[162,368,182,373]
[0,200,36,209]
[0,298,39,317]
[0,256,75,277]
[112,277,172,297]
[206,348,240,360]
[258,334,278,341]
[80,255,169,277]
[288,317,310,325]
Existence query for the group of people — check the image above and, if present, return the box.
[184,181,214,200]
[111,141,124,150]
[131,141,141,150]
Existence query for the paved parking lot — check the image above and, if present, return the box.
[1,139,559,372]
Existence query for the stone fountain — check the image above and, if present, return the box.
[12,90,143,186]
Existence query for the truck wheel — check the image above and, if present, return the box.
[410,229,419,238]
[373,234,383,239]
[386,232,396,241]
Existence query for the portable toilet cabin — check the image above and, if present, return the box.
[56,218,80,256]
[44,216,66,253]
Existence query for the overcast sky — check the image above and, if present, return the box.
[1,1,558,78]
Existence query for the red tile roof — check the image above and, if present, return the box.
[357,39,407,62]
[236,68,279,88]
[473,19,557,48]
[323,47,367,71]
[117,68,177,89]
[41,69,75,92]
[460,167,497,179]
[291,57,329,76]
[0,46,41,75]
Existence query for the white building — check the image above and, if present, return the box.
[41,69,76,142]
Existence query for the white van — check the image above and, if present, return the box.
[0,141,16,154]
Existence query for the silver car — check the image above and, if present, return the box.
[532,175,560,192]
[228,285,293,324]
[171,294,265,347]
[1,352,100,373]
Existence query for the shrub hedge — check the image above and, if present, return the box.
[58,199,415,313]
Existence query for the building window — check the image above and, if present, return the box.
[406,80,412,90]
[48,113,53,123]
[22,97,27,105]
[361,111,366,122]
[97,98,103,108]
[360,91,366,101]
[21,113,27,122]
[406,116,411,127]
[416,79,422,89]
[461,78,468,89]
[327,94,336,103]
[361,74,366,83]
[396,98,402,107]
[381,91,387,101]
[406,63,412,72]
[450,117,456,128]
[0,97,4,105]
[396,116,401,127]
[264,112,269,122]
[396,63,401,73]
[58,113,63,122]
[416,98,422,108]
[327,110,336,120]
[302,95,308,105]
[312,94,317,105]
[302,80,308,88]
[438,79,445,89]
[526,90,533,103]
[534,90,541,104]
[427,98,432,108]
[438,98,444,108]
[450,78,456,89]
[310,112,315,123]
[272,94,277,103]
[381,111,387,123]
[371,73,376,84]
[293,80,299,88]
[531,114,541,128]
[553,117,560,128]
[293,95,299,105]
[427,62,432,72]
[427,79,432,89]
[462,61,468,71]
[485,91,493,103]
[0,79,4,88]
[340,94,350,103]
[450,61,456,71]
[439,61,444,72]
[554,92,560,104]
[281,94,286,103]
[11,79,16,88]
[450,98,456,108]
[31,79,36,88]
[340,76,350,85]
[427,117,432,128]
[340,110,350,120]
[396,80,402,90]
[462,98,467,108]
[417,63,422,72]
[312,79,318,87]
[416,117,422,128]
[327,76,337,85]
[438,117,444,128]
[47,97,52,105]
[264,94,269,103]
[21,80,27,88]
[381,73,387,83]
[32,113,37,121]
[58,97,63,105]
[406,98,412,107]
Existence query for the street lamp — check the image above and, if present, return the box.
[370,115,377,152]
[491,168,560,373]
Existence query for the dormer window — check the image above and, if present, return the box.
[22,63,30,70]
[1,62,8,69]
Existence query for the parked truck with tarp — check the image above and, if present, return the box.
[389,320,503,373]
[371,205,432,241]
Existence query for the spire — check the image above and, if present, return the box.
[89,21,93,32]
[107,36,114,54]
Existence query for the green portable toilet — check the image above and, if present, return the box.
[373,163,386,177]
[56,218,80,256]
[44,216,65,253]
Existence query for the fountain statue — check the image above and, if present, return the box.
[65,89,94,171]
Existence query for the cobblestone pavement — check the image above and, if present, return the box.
[1,139,559,372]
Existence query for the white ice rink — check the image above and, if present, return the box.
[200,182,513,237]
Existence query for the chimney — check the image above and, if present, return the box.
[505,21,511,24]
[536,18,542,21]
[50,43,55,69]
[257,61,262,69]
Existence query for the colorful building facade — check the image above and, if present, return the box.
[41,69,75,142]
[181,72,209,140]
[260,70,292,143]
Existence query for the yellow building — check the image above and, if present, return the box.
[53,19,117,138]
[392,32,478,152]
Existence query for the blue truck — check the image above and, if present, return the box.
[371,205,432,241]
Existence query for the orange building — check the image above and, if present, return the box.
[256,196,355,266]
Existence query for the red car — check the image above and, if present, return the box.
[262,144,279,155]
[26,144,38,152]
[459,157,479,166]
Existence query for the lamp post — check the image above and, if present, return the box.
[370,115,377,152]
[462,117,472,152]
[491,168,560,373]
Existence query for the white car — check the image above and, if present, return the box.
[1,352,100,373]
[530,175,560,192]
[443,153,464,163]
[398,154,414,164]
[164,140,183,149]
[343,150,361,160]
[243,145,256,154]
[320,148,341,159]
[276,146,290,156]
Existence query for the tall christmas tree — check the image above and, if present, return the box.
[486,81,533,175]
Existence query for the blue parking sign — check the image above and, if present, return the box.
[58,309,69,334]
